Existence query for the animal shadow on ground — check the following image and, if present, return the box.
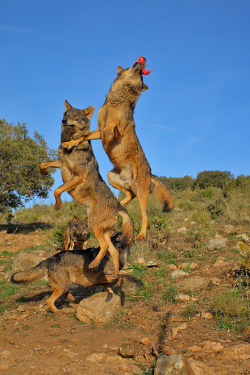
[157,311,172,353]
[0,222,52,234]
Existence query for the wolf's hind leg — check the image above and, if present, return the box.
[108,169,135,205]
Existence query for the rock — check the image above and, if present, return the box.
[211,277,221,285]
[140,337,151,345]
[176,276,209,293]
[176,293,197,302]
[223,224,236,234]
[207,238,227,250]
[171,324,187,339]
[85,353,106,363]
[233,343,250,356]
[170,270,188,279]
[154,354,190,375]
[118,342,139,358]
[201,312,213,320]
[162,346,177,355]
[203,341,224,353]
[187,358,211,375]
[167,264,178,271]
[76,291,121,324]
[213,258,229,267]
[238,234,250,243]
[12,253,43,273]
[190,263,198,270]
[177,227,187,234]
[137,257,145,264]
[147,260,158,268]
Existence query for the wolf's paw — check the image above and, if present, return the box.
[54,199,62,211]
[61,141,74,149]
[40,163,48,175]
[136,233,146,241]
[89,258,101,269]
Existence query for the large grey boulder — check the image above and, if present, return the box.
[76,291,121,324]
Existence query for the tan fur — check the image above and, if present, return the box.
[11,234,130,313]
[40,101,134,279]
[61,62,174,240]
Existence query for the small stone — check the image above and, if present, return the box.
[223,224,236,234]
[176,293,197,302]
[106,355,121,363]
[120,365,129,372]
[213,259,229,267]
[162,346,177,355]
[147,260,158,268]
[4,336,15,345]
[170,270,187,279]
[167,264,177,270]
[102,344,108,349]
[86,353,106,362]
[140,337,151,345]
[176,276,209,292]
[137,257,145,264]
[19,312,30,319]
[207,238,227,250]
[201,312,213,320]
[177,227,187,234]
[211,277,221,285]
[190,262,198,270]
[109,346,119,351]
[118,342,139,358]
[177,323,188,330]
[203,341,224,353]
[188,345,202,352]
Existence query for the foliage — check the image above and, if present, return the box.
[195,170,233,190]
[211,289,249,332]
[0,119,57,213]
[160,175,195,191]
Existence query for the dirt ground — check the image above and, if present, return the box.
[0,230,249,375]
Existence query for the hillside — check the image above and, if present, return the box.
[0,187,249,374]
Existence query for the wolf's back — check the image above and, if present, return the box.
[151,175,174,212]
[11,259,49,284]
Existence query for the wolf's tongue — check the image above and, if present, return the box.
[135,54,151,75]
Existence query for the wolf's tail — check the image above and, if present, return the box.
[151,175,174,212]
[11,260,49,284]
[118,207,134,249]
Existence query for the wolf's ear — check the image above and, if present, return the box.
[141,83,148,92]
[64,100,72,111]
[117,66,124,76]
[83,106,95,120]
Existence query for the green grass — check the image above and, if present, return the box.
[211,289,249,332]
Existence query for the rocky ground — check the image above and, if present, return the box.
[0,224,249,374]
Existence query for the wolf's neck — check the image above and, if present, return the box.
[107,85,140,108]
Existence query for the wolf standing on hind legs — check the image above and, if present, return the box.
[40,101,134,281]
[62,56,174,240]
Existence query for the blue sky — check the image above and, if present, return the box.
[1,0,249,205]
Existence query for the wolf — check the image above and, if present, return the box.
[11,233,130,313]
[61,58,174,240]
[63,216,90,251]
[40,101,134,280]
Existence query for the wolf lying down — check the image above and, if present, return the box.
[11,233,129,314]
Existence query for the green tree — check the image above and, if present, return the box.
[0,119,57,213]
[195,170,233,190]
